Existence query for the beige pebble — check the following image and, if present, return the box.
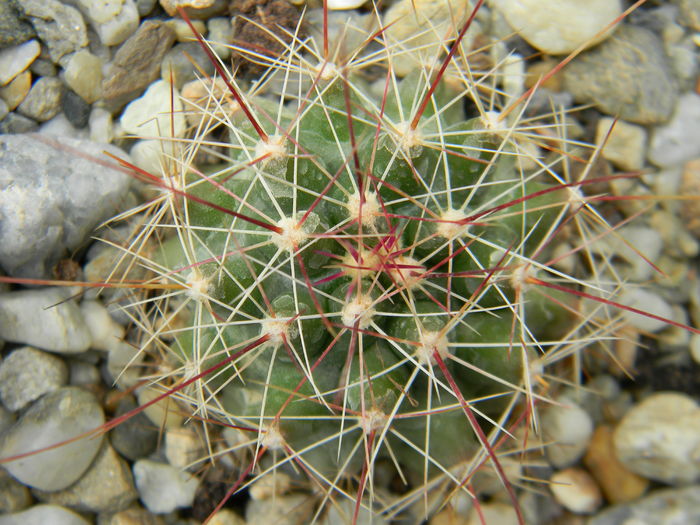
[550,467,602,514]
[0,70,31,110]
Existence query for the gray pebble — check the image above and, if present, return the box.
[136,0,159,17]
[541,396,594,468]
[0,134,131,278]
[0,0,36,49]
[0,288,92,353]
[0,346,69,411]
[648,92,700,167]
[563,24,679,125]
[29,57,56,78]
[62,88,90,128]
[77,0,139,47]
[0,112,37,133]
[17,76,63,122]
[588,485,700,525]
[33,443,138,513]
[109,396,158,461]
[0,504,91,525]
[17,0,88,64]
[132,459,199,514]
[102,20,176,113]
[0,387,105,492]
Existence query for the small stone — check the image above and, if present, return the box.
[0,111,37,133]
[248,472,292,500]
[136,0,159,16]
[132,459,199,514]
[136,385,184,429]
[159,0,227,19]
[160,42,214,89]
[17,76,63,122]
[33,443,138,513]
[81,300,125,352]
[0,469,32,513]
[62,89,91,129]
[99,506,167,525]
[680,159,700,237]
[63,49,103,104]
[39,113,88,140]
[541,397,594,468]
[103,20,176,112]
[0,504,91,525]
[0,0,36,48]
[245,493,315,525]
[563,25,679,125]
[0,70,31,110]
[165,426,204,470]
[588,485,700,525]
[649,93,700,167]
[550,468,602,515]
[0,39,40,85]
[584,425,648,504]
[89,106,114,143]
[107,341,145,389]
[166,18,207,42]
[618,288,674,332]
[207,510,245,525]
[614,392,700,485]
[76,0,140,47]
[29,57,56,77]
[596,118,647,172]
[68,360,101,386]
[0,134,131,279]
[0,346,69,411]
[0,387,105,491]
[0,288,92,353]
[109,397,158,462]
[207,17,232,60]
[491,0,622,55]
[0,98,7,121]
[18,0,89,64]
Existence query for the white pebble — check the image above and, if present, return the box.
[132,459,199,514]
[618,288,675,333]
[550,468,602,514]
[120,79,187,139]
[541,396,594,468]
[0,40,40,86]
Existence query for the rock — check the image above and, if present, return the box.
[63,49,103,104]
[0,469,32,513]
[166,18,207,42]
[29,57,56,77]
[584,425,648,504]
[17,76,63,121]
[132,459,199,514]
[102,20,176,112]
[588,485,700,525]
[62,89,90,129]
[0,504,91,525]
[0,387,105,491]
[617,288,674,333]
[136,0,158,16]
[81,300,125,352]
[596,118,647,172]
[245,493,315,525]
[0,111,37,133]
[18,0,88,64]
[540,397,594,468]
[614,392,700,485]
[0,346,69,411]
[0,0,35,49]
[68,360,101,386]
[0,134,131,278]
[0,288,92,353]
[121,79,186,138]
[109,396,159,461]
[0,70,32,110]
[491,0,622,55]
[136,385,184,429]
[107,340,146,389]
[160,42,214,89]
[0,39,40,85]
[207,17,233,60]
[549,468,602,515]
[39,113,88,140]
[74,0,140,47]
[248,472,292,500]
[563,25,678,125]
[649,93,700,167]
[89,106,114,143]
[207,510,245,525]
[33,444,138,513]
[159,0,227,19]
[165,426,204,470]
[98,506,167,525]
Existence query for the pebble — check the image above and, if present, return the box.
[18,0,89,64]
[161,42,215,89]
[0,504,91,525]
[584,425,649,504]
[0,39,40,85]
[563,24,679,125]
[62,89,91,128]
[39,113,88,140]
[136,384,184,429]
[540,396,594,468]
[99,506,167,525]
[207,17,233,60]
[319,498,387,525]
[89,106,114,143]
[491,0,622,55]
[76,0,140,47]
[159,0,228,19]
[29,57,56,77]
[0,134,131,278]
[103,20,176,112]
[596,118,647,172]
[207,509,245,525]
[33,444,138,513]
[648,93,700,167]
[81,299,125,352]
[132,459,199,514]
[0,387,105,491]
[245,493,315,525]
[617,288,675,333]
[0,469,32,513]
[0,287,92,353]
[120,79,186,137]
[465,502,519,525]
[0,111,37,133]
[0,346,69,411]
[16,76,63,121]
[63,49,103,104]
[588,485,700,525]
[0,98,7,121]
[550,467,602,514]
[68,360,101,386]
[674,0,700,31]
[165,426,204,470]
[109,396,159,461]
[0,70,31,110]
[107,340,146,389]
[0,0,36,48]
[614,392,700,485]
[137,0,159,17]
[167,18,207,42]
[248,471,292,501]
